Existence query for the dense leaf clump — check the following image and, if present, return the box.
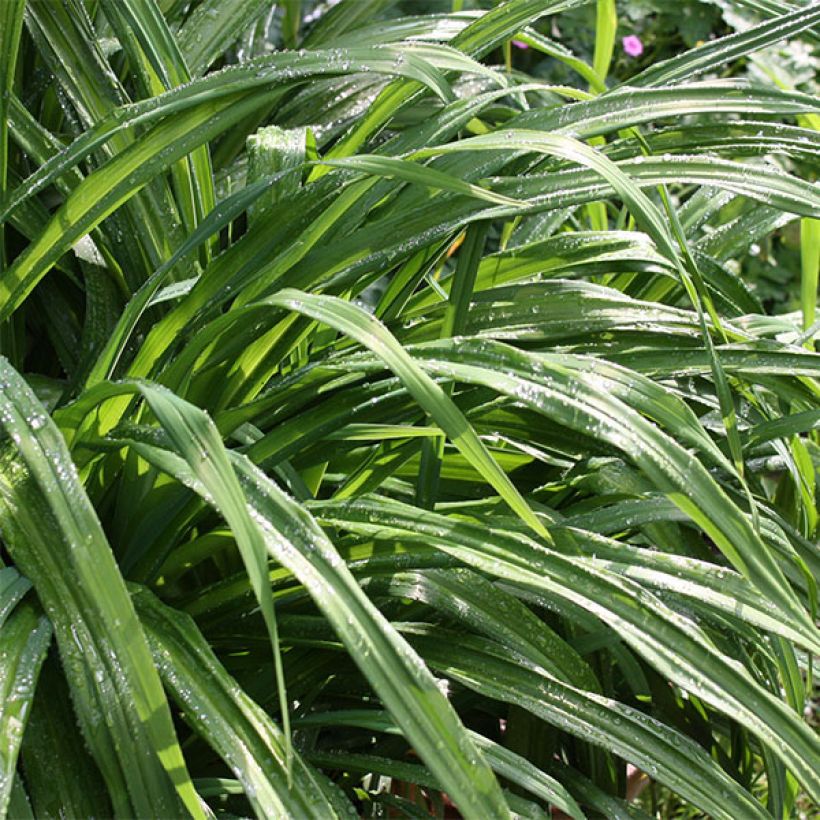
[0,1,818,818]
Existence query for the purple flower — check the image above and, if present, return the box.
[511,39,529,50]
[622,35,643,58]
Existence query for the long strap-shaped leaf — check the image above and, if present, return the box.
[0,567,30,629]
[252,158,818,326]
[412,339,817,641]
[295,709,586,820]
[177,0,270,76]
[135,381,294,779]
[0,603,50,817]
[0,44,468,227]
[281,615,766,820]
[0,45,475,321]
[628,5,820,88]
[319,155,525,208]
[365,567,600,692]
[550,524,817,647]
[266,288,550,540]
[19,655,112,819]
[412,129,720,270]
[316,496,820,802]
[406,631,760,820]
[88,382,511,819]
[132,585,356,818]
[314,335,815,637]
[0,0,24,202]
[0,0,25,358]
[315,0,589,168]
[0,359,202,819]
[507,81,819,139]
[101,0,216,248]
[397,130,813,615]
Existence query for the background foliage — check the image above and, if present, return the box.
[0,0,818,818]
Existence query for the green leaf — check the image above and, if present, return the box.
[629,5,820,88]
[0,603,50,817]
[592,0,617,85]
[82,381,511,819]
[266,288,550,540]
[133,586,355,817]
[178,0,270,75]
[317,495,820,803]
[0,359,202,818]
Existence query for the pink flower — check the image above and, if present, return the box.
[622,35,643,57]
[511,39,529,50]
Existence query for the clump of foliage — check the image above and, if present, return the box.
[0,1,818,818]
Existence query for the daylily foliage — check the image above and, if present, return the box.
[0,0,818,818]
